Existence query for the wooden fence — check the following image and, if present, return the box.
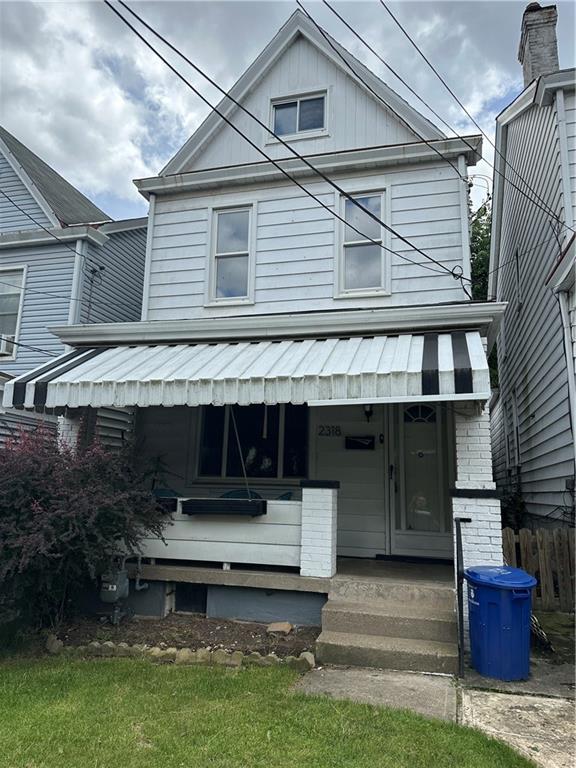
[502,527,575,612]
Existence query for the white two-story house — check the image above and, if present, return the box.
[3,12,506,671]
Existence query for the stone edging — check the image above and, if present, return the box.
[46,635,315,672]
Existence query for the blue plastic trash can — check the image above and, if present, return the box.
[465,565,537,681]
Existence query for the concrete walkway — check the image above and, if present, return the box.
[294,666,575,767]
[461,689,575,768]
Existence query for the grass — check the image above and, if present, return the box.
[0,658,535,768]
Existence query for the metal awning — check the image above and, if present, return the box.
[4,332,491,410]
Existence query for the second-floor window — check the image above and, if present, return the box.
[212,207,252,301]
[341,192,387,293]
[272,93,326,137]
[0,268,24,357]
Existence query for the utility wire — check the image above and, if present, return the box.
[321,0,568,231]
[0,337,57,357]
[0,190,105,271]
[108,0,467,283]
[296,0,464,181]
[379,0,573,233]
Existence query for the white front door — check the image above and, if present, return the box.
[390,404,454,560]
[310,405,388,558]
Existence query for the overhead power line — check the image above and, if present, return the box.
[0,337,57,357]
[108,0,470,286]
[379,0,573,234]
[320,0,569,231]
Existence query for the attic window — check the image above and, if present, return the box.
[272,94,326,137]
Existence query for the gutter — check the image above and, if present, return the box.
[0,225,109,249]
[49,301,507,347]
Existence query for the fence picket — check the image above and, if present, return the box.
[503,527,575,613]
[553,529,573,612]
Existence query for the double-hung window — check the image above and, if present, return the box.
[272,93,326,137]
[0,268,24,357]
[211,207,252,301]
[341,193,387,293]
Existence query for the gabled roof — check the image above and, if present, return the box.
[162,10,445,176]
[0,125,110,227]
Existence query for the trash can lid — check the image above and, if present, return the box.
[465,565,537,589]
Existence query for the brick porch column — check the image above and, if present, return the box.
[299,481,339,578]
[451,402,503,641]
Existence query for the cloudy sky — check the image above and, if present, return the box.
[0,0,574,220]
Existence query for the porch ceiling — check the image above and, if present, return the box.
[4,332,491,410]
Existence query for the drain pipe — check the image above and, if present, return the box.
[555,289,576,473]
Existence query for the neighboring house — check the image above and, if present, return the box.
[4,12,506,671]
[0,125,147,445]
[489,4,575,527]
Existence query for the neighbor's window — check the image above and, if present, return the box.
[0,269,24,356]
[342,193,384,292]
[273,94,326,137]
[198,404,309,480]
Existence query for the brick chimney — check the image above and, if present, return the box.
[518,3,559,87]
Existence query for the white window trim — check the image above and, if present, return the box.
[204,204,256,307]
[0,264,27,361]
[334,186,391,299]
[266,88,330,145]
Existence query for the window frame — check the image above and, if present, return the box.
[335,187,391,298]
[205,204,256,306]
[267,89,329,144]
[0,265,26,360]
[195,404,309,483]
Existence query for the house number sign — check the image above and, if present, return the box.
[317,425,342,437]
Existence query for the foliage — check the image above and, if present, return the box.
[0,428,166,629]
[470,197,499,387]
[470,198,491,302]
[0,659,535,768]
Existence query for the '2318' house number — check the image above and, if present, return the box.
[317,425,342,436]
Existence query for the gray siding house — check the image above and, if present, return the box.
[489,4,575,526]
[0,126,147,442]
[4,12,506,671]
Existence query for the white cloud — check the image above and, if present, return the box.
[0,0,574,217]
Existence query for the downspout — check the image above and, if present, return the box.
[556,288,576,472]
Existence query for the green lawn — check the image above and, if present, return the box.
[0,658,534,768]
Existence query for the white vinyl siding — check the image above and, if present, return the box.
[493,94,574,518]
[564,90,576,229]
[145,164,467,321]
[0,152,52,232]
[182,35,418,172]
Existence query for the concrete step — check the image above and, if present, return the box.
[329,577,455,611]
[316,630,458,674]
[322,600,457,643]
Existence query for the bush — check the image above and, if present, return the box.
[0,427,166,629]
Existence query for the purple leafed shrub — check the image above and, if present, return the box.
[0,427,166,628]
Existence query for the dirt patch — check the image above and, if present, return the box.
[58,614,320,658]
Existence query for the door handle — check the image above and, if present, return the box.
[389,464,394,480]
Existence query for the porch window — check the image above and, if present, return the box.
[272,93,326,137]
[0,268,24,357]
[211,207,252,301]
[340,192,388,294]
[198,404,308,479]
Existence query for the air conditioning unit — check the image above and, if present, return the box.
[0,335,15,356]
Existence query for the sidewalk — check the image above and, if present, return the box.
[294,662,575,768]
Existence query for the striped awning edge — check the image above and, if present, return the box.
[3,332,491,410]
